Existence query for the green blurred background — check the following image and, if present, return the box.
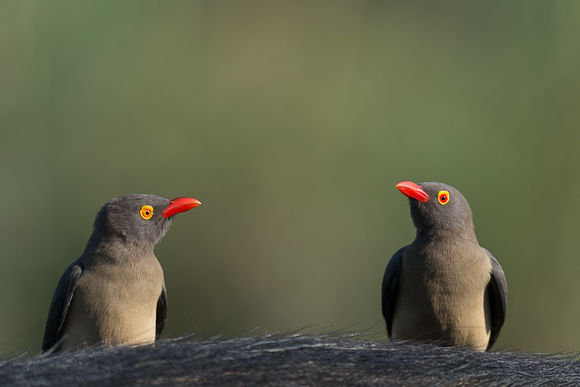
[1,1,580,357]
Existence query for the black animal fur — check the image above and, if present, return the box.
[1,334,578,386]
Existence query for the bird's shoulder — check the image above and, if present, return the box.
[381,245,408,336]
[42,261,83,352]
[481,247,508,350]
[481,248,507,290]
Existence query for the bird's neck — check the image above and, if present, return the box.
[83,233,155,263]
[415,225,478,244]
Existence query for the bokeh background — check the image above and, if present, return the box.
[1,1,580,358]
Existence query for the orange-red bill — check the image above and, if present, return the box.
[162,197,202,218]
[396,181,430,203]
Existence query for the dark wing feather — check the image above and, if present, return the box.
[381,246,406,338]
[41,263,83,353]
[156,281,168,340]
[483,248,508,351]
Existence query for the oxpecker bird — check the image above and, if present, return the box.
[42,194,201,353]
[382,181,507,351]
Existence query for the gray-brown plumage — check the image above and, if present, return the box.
[42,194,201,353]
[382,181,507,351]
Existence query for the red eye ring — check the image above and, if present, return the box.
[437,190,450,205]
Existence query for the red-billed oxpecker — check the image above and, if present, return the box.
[382,181,507,351]
[42,194,201,353]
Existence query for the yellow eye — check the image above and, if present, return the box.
[140,205,154,220]
[437,190,450,205]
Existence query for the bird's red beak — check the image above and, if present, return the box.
[162,197,202,218]
[396,181,430,203]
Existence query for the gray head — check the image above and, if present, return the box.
[88,194,201,251]
[396,181,474,238]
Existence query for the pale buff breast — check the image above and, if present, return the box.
[392,241,492,351]
[60,256,164,350]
